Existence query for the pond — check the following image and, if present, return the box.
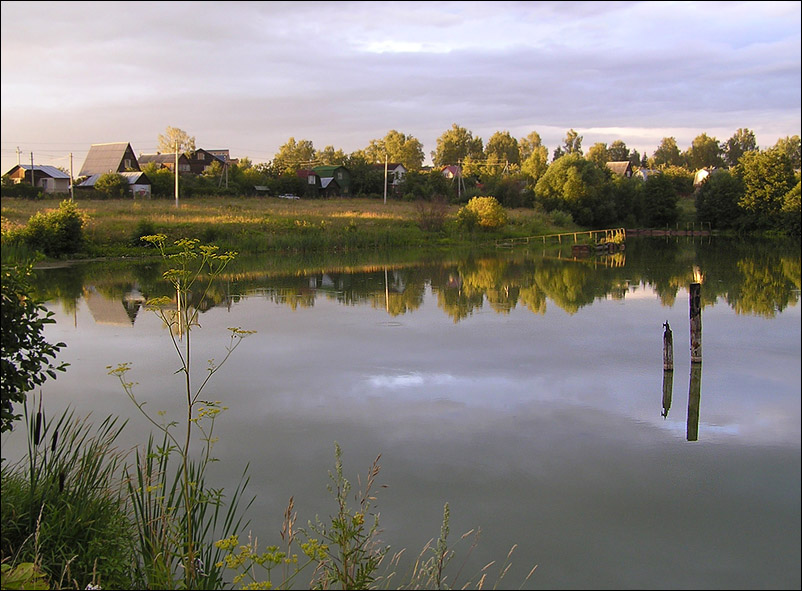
[3,236,800,589]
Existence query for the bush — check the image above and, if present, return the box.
[462,196,507,229]
[22,200,86,257]
[94,173,129,199]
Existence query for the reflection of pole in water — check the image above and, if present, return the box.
[662,369,673,418]
[661,321,673,418]
[687,363,702,441]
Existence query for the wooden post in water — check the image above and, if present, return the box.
[689,282,702,363]
[662,321,673,371]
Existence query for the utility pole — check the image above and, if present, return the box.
[30,152,35,187]
[69,153,74,201]
[17,146,21,165]
[175,141,179,208]
[383,153,388,204]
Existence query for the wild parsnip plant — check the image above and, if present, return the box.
[108,235,254,589]
[0,394,133,590]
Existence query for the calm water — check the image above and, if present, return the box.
[2,237,800,589]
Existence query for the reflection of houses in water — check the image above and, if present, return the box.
[84,285,146,326]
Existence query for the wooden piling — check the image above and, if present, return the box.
[689,283,702,363]
[662,321,673,371]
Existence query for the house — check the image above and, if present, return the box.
[606,161,633,178]
[312,165,350,196]
[206,149,238,166]
[138,153,191,174]
[78,142,140,177]
[298,168,342,198]
[187,148,226,175]
[373,163,407,193]
[4,164,71,193]
[635,168,661,181]
[693,167,722,188]
[78,171,151,198]
[441,165,461,179]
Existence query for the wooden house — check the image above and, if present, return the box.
[78,171,151,198]
[79,142,140,177]
[187,148,226,175]
[606,161,633,178]
[312,165,351,196]
[138,152,191,174]
[4,164,71,193]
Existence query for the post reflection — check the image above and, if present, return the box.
[687,363,702,441]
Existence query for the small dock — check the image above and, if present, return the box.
[496,228,626,249]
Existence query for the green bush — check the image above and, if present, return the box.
[462,196,507,229]
[22,200,86,257]
[94,173,129,199]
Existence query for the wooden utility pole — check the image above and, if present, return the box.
[383,153,388,204]
[30,152,35,187]
[69,153,74,201]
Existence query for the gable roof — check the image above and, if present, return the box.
[312,165,346,177]
[79,142,140,177]
[6,164,70,179]
[606,161,632,176]
[78,171,150,187]
[138,153,179,165]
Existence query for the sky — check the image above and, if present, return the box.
[1,0,800,175]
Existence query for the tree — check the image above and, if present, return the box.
[157,126,196,156]
[272,137,316,175]
[651,137,683,168]
[431,123,484,167]
[638,173,679,228]
[608,140,630,162]
[628,149,641,168]
[521,143,549,185]
[94,172,129,199]
[519,131,545,162]
[318,145,348,165]
[485,131,520,166]
[723,128,757,167]
[562,129,583,155]
[460,196,507,229]
[773,135,801,169]
[736,148,796,230]
[141,162,174,198]
[362,130,424,171]
[586,142,609,168]
[684,133,724,170]
[695,170,743,229]
[1,264,68,432]
[534,153,613,226]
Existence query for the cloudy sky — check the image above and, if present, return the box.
[1,1,800,174]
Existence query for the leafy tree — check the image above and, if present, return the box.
[362,130,424,171]
[608,140,630,162]
[1,264,68,432]
[562,129,583,155]
[94,172,128,199]
[272,137,316,175]
[781,180,801,236]
[400,169,451,201]
[485,131,520,166]
[519,131,545,162]
[723,128,757,167]
[684,133,724,170]
[345,152,383,196]
[22,200,86,257]
[534,153,613,226]
[552,146,565,162]
[318,145,348,165]
[157,126,196,156]
[586,142,609,167]
[638,173,679,227]
[628,148,641,168]
[695,170,743,229]
[651,137,683,168]
[773,135,801,169]
[521,143,549,185]
[431,123,484,167]
[661,165,694,197]
[736,148,796,230]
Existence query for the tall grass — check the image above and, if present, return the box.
[0,394,134,590]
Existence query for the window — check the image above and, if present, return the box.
[337,172,342,180]
[308,176,316,184]
[124,159,131,169]
[198,153,205,160]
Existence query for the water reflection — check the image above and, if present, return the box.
[687,363,703,442]
[29,237,801,326]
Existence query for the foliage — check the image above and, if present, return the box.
[586,142,609,167]
[361,130,425,171]
[0,397,133,589]
[736,149,796,231]
[21,200,86,257]
[485,131,520,166]
[0,178,44,199]
[651,137,683,168]
[637,173,679,228]
[415,196,450,231]
[141,162,176,198]
[723,128,757,167]
[534,153,613,227]
[1,264,67,433]
[0,562,50,590]
[781,180,801,237]
[107,235,253,589]
[683,133,724,170]
[273,137,316,175]
[773,135,801,169]
[460,196,507,229]
[157,126,196,156]
[695,170,744,230]
[661,165,694,197]
[94,172,129,199]
[431,124,484,168]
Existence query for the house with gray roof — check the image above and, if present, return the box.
[78,142,140,177]
[4,164,71,193]
[79,171,151,198]
[138,152,191,173]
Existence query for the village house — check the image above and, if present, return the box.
[606,161,633,178]
[79,142,140,177]
[138,152,192,173]
[4,164,71,193]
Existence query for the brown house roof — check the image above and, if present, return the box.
[79,142,140,177]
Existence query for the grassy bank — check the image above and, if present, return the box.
[1,196,575,260]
